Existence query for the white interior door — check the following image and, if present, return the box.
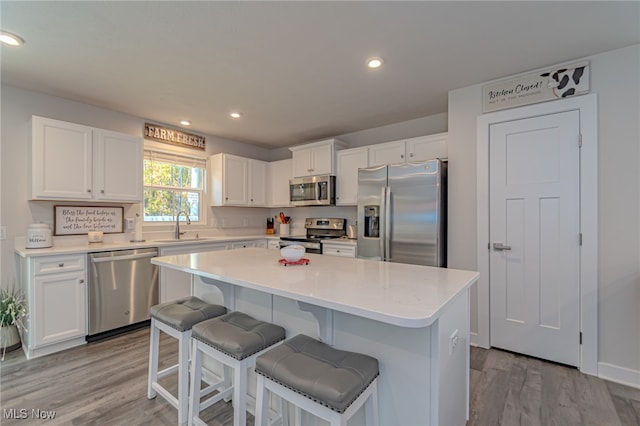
[489,110,580,366]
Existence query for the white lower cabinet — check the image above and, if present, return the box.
[20,254,87,359]
[230,239,267,250]
[322,243,357,258]
[267,239,281,249]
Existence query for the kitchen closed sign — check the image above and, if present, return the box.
[483,61,589,113]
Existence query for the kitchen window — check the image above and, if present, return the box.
[143,150,206,223]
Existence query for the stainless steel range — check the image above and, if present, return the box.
[279,218,346,254]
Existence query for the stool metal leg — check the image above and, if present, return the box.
[147,318,160,399]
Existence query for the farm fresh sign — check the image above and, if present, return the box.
[483,61,589,112]
[144,123,205,150]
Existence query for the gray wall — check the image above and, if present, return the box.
[447,45,640,380]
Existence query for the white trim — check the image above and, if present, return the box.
[598,362,640,390]
[477,94,598,375]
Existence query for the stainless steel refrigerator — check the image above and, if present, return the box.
[357,159,446,267]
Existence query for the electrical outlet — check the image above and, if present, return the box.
[0,226,6,240]
[449,329,459,355]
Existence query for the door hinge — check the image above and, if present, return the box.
[580,332,583,345]
[579,233,583,246]
[578,133,583,148]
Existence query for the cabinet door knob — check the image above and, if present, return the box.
[79,279,84,284]
[410,153,414,157]
[101,189,105,194]
[58,263,64,267]
[87,189,92,193]
[225,197,228,201]
[400,154,404,159]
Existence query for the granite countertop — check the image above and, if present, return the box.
[152,247,479,328]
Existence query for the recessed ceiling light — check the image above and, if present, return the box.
[366,57,384,70]
[229,112,242,119]
[180,120,191,126]
[0,31,25,46]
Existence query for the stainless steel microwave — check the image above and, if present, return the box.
[289,175,336,206]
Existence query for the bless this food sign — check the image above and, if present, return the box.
[483,61,589,113]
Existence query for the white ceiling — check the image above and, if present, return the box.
[1,1,639,148]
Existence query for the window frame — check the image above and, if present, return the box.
[142,147,208,227]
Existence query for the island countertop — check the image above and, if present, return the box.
[151,247,479,328]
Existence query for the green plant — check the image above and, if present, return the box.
[0,287,27,329]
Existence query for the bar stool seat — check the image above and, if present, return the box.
[189,311,286,426]
[254,334,380,426]
[147,297,227,425]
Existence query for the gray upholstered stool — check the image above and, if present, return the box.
[189,311,286,426]
[147,297,227,425]
[254,334,380,426]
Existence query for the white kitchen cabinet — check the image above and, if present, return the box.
[210,153,267,207]
[267,239,281,249]
[30,116,143,202]
[229,239,267,249]
[159,243,228,303]
[336,147,369,205]
[368,133,448,167]
[322,242,357,258]
[289,138,344,177]
[368,140,406,167]
[404,133,448,162]
[19,254,87,358]
[267,159,292,207]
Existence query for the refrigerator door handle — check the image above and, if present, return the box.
[384,186,391,261]
[379,186,386,260]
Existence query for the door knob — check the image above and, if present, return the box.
[493,242,512,251]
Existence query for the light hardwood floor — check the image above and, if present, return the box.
[1,327,638,425]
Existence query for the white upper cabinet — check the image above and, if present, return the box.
[268,159,292,207]
[249,158,267,206]
[367,132,448,167]
[368,140,406,167]
[336,147,368,205]
[404,133,448,162]
[210,153,267,207]
[94,129,144,201]
[30,116,143,202]
[289,138,344,177]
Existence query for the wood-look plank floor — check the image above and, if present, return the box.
[1,327,638,425]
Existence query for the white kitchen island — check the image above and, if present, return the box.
[151,248,479,426]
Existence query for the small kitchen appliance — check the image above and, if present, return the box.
[289,175,336,206]
[279,218,346,254]
[347,224,357,239]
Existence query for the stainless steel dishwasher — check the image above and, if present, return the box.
[88,248,158,340]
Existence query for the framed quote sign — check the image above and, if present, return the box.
[54,206,124,236]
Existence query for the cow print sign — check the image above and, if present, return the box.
[541,66,588,98]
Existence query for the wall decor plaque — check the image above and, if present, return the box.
[54,206,124,236]
[483,61,590,113]
[144,123,206,150]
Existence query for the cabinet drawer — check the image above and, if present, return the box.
[34,255,85,275]
[322,245,356,258]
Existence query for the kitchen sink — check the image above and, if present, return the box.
[154,237,214,243]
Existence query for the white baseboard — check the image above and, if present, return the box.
[598,362,640,389]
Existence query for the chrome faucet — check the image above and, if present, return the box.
[175,211,191,239]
